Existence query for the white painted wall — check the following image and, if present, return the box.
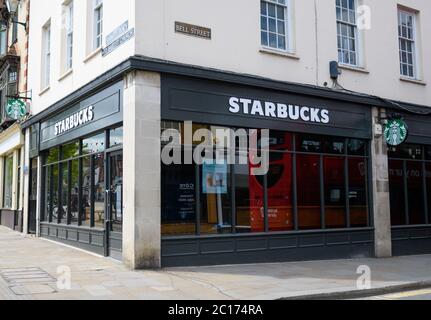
[136,0,431,106]
[28,0,431,117]
[28,0,135,115]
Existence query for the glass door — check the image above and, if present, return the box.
[106,151,123,260]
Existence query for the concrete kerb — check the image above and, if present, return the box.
[280,281,431,300]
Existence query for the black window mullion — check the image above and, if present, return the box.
[195,163,201,236]
[49,165,54,223]
[403,160,410,225]
[78,156,83,226]
[90,155,95,228]
[57,162,62,224]
[231,163,236,234]
[422,149,429,225]
[264,173,269,233]
[292,134,298,231]
[67,160,72,225]
[320,155,326,229]
[344,139,351,228]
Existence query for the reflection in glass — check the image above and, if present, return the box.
[161,163,196,236]
[267,152,293,232]
[52,164,59,223]
[70,159,79,225]
[389,160,406,226]
[109,127,123,148]
[3,155,13,208]
[324,157,346,228]
[297,135,322,153]
[407,161,425,225]
[61,163,69,224]
[93,154,105,228]
[81,157,92,226]
[83,133,106,155]
[200,161,232,234]
[62,141,80,160]
[297,155,321,230]
[110,154,123,233]
[349,158,368,227]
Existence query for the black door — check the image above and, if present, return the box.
[106,152,123,260]
[28,159,38,234]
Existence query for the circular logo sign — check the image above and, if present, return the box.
[384,119,408,146]
[6,99,27,121]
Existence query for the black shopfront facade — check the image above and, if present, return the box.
[387,111,431,256]
[160,74,375,267]
[27,81,124,260]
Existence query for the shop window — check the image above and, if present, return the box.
[93,154,105,228]
[161,163,196,236]
[323,137,346,155]
[52,164,60,223]
[269,131,293,152]
[324,157,346,228]
[47,147,60,164]
[348,139,367,156]
[109,127,123,148]
[389,160,406,226]
[62,141,80,160]
[81,156,92,226]
[235,162,265,233]
[297,154,321,230]
[60,163,69,224]
[267,152,293,231]
[388,144,423,160]
[297,135,322,153]
[83,133,106,154]
[199,161,232,235]
[3,155,14,209]
[406,161,426,225]
[70,159,80,225]
[349,158,368,227]
[43,166,51,222]
[427,164,431,223]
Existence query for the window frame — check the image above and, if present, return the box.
[93,0,103,50]
[398,8,418,80]
[64,1,74,71]
[260,0,291,53]
[336,0,360,67]
[42,21,51,89]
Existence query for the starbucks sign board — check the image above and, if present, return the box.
[6,99,27,120]
[384,118,408,146]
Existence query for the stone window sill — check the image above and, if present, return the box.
[84,47,102,64]
[58,69,73,82]
[259,47,300,60]
[400,77,427,86]
[339,64,370,74]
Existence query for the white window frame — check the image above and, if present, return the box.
[260,0,291,53]
[336,0,360,67]
[42,22,51,89]
[398,9,418,80]
[64,1,74,71]
[93,0,103,50]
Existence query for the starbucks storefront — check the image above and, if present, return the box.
[26,82,124,259]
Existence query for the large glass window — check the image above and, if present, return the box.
[398,9,417,79]
[336,0,358,66]
[42,129,121,229]
[261,0,289,51]
[389,144,431,226]
[160,121,371,237]
[3,155,14,209]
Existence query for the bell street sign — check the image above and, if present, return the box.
[384,118,408,146]
[6,98,27,121]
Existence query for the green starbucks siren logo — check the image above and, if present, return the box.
[6,99,27,121]
[384,118,408,146]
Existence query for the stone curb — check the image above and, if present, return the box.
[279,281,431,300]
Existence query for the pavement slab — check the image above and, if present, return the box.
[0,226,430,300]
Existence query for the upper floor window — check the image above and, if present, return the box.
[261,0,289,51]
[42,22,51,89]
[93,0,103,50]
[398,9,417,79]
[336,0,358,66]
[63,1,74,70]
[0,22,7,56]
